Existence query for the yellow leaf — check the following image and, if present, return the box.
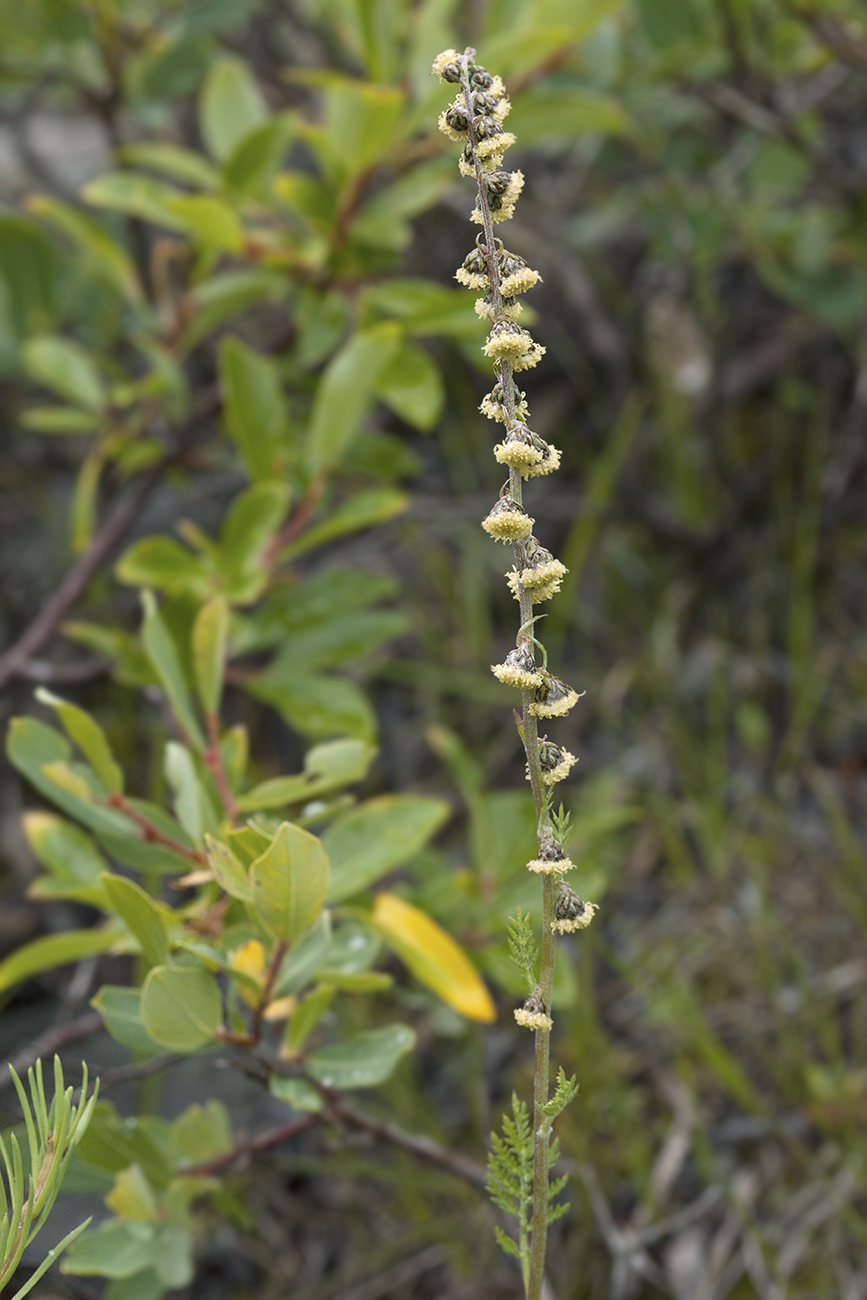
[231,939,265,1006]
[372,893,496,1024]
[263,995,296,1022]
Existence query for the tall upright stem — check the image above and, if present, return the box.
[458,51,556,1300]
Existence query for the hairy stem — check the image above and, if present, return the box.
[458,49,555,1300]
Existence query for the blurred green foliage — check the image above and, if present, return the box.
[1,0,867,1296]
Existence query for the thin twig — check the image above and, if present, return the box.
[0,1011,103,1092]
[323,1091,488,1191]
[181,1114,318,1177]
[0,466,162,690]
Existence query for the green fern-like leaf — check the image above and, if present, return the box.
[494,1225,521,1259]
[550,802,572,846]
[487,1094,534,1238]
[506,910,538,992]
[541,1066,580,1119]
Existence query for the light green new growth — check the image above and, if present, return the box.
[0,1057,98,1300]
[433,44,600,1299]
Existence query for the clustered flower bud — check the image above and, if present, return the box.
[491,644,544,690]
[514,986,553,1031]
[552,882,597,934]
[507,539,568,603]
[529,671,582,719]
[481,491,533,542]
[533,735,578,787]
[479,383,529,423]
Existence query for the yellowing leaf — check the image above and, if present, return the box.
[231,939,265,1006]
[372,893,496,1024]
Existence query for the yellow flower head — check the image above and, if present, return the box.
[482,495,534,541]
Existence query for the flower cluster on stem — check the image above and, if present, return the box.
[434,46,597,1300]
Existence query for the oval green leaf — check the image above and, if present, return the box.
[140,964,222,1051]
[306,1024,415,1090]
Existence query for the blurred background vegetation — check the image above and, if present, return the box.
[1,0,867,1297]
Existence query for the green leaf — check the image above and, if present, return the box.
[223,114,295,194]
[170,1100,232,1162]
[61,1219,160,1279]
[35,688,123,794]
[200,58,268,162]
[204,835,255,902]
[140,963,222,1051]
[23,811,108,893]
[21,336,105,411]
[284,983,335,1054]
[352,159,450,223]
[117,143,220,191]
[237,739,375,812]
[164,742,217,844]
[219,337,288,483]
[192,595,229,717]
[27,195,142,304]
[40,760,93,802]
[269,1076,323,1112]
[101,874,168,968]
[321,919,381,975]
[307,324,402,473]
[224,824,271,867]
[278,488,407,562]
[101,1270,164,1300]
[116,537,211,599]
[324,795,450,903]
[0,213,59,342]
[19,406,101,435]
[7,717,131,837]
[0,927,122,996]
[70,447,103,554]
[91,986,164,1055]
[105,1165,158,1223]
[74,1102,174,1185]
[218,481,290,602]
[635,0,709,48]
[82,172,189,230]
[141,592,206,749]
[509,88,627,143]
[306,1024,415,1090]
[362,280,478,338]
[274,912,332,995]
[245,673,376,742]
[321,80,405,178]
[249,822,330,943]
[164,194,244,253]
[265,608,406,676]
[374,340,443,431]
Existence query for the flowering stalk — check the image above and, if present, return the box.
[433,47,597,1298]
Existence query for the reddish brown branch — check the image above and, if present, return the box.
[264,479,325,566]
[204,713,240,824]
[250,941,289,1042]
[105,792,206,865]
